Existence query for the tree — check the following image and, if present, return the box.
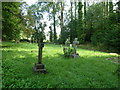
[33,22,47,42]
[49,26,53,42]
[41,2,60,43]
[84,0,86,32]
[53,3,57,43]
[69,2,78,43]
[77,2,83,43]
[28,3,47,42]
[84,0,86,19]
[59,2,65,44]
[116,1,120,23]
[21,3,35,40]
[109,2,113,13]
[2,2,22,41]
[74,2,77,33]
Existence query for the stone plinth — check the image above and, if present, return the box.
[33,63,47,73]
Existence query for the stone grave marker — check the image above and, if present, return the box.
[65,38,70,46]
[33,38,47,73]
[71,38,80,58]
[63,38,71,56]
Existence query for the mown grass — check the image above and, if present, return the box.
[2,42,119,88]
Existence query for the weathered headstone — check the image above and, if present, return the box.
[65,38,70,46]
[63,38,80,58]
[71,38,80,58]
[63,38,71,56]
[33,38,47,73]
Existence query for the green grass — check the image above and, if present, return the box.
[2,42,119,88]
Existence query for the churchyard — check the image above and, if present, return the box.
[2,1,120,88]
[2,42,119,88]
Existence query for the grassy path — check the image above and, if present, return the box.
[2,42,119,88]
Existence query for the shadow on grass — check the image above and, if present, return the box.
[2,48,119,88]
[3,49,119,72]
[1,46,12,48]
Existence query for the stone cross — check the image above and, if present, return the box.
[73,38,79,54]
[38,38,44,64]
[33,38,47,73]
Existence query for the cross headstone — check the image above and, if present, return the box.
[33,38,47,73]
[73,38,79,54]
[72,38,80,58]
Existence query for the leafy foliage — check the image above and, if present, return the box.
[63,47,74,58]
[2,1,120,53]
[104,24,120,52]
[2,2,22,41]
[84,2,120,53]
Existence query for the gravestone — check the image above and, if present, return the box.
[33,38,47,73]
[63,38,70,52]
[63,38,71,57]
[63,38,80,58]
[65,38,70,46]
[71,38,80,58]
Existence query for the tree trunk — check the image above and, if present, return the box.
[109,2,113,13]
[116,1,120,23]
[70,2,73,43]
[60,2,64,44]
[106,0,109,16]
[49,26,53,42]
[53,3,57,43]
[70,2,73,22]
[75,2,77,34]
[77,2,83,42]
[84,1,86,27]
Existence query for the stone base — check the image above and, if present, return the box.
[32,63,47,73]
[71,53,80,58]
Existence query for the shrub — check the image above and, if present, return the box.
[104,24,120,52]
[63,47,74,58]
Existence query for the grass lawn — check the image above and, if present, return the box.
[1,42,119,88]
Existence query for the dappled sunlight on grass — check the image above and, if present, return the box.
[2,42,119,88]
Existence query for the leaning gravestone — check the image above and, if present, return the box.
[65,38,70,46]
[63,38,72,57]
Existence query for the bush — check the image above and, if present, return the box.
[91,30,105,45]
[91,23,120,53]
[104,24,120,52]
[63,47,74,58]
